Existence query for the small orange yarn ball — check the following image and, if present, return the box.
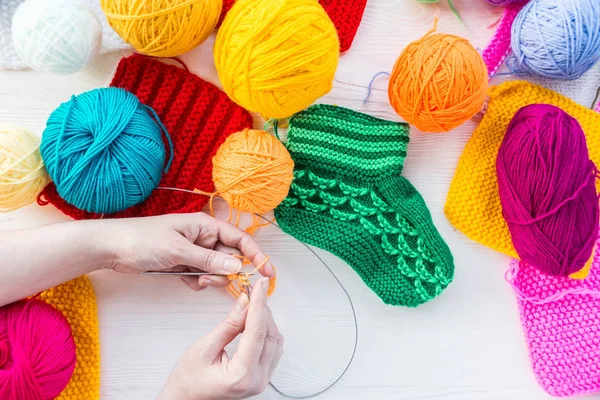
[212,129,294,214]
[388,22,488,133]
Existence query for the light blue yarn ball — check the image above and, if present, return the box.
[40,87,173,214]
[511,0,600,80]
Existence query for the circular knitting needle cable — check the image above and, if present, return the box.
[256,215,359,399]
[154,187,359,398]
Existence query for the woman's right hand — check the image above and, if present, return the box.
[159,277,284,400]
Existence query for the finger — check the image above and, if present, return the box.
[214,242,242,257]
[211,220,275,277]
[170,213,220,249]
[180,275,206,291]
[258,305,279,374]
[149,265,190,273]
[175,243,242,275]
[198,274,231,288]
[234,277,270,366]
[268,334,284,380]
[202,293,250,361]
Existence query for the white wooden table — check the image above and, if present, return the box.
[2,1,600,399]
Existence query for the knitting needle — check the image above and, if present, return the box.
[142,271,257,276]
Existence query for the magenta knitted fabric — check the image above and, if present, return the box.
[507,248,600,397]
[482,4,525,77]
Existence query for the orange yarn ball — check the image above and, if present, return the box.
[212,129,294,214]
[388,21,488,133]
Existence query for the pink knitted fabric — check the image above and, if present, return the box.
[507,250,600,397]
[482,4,525,77]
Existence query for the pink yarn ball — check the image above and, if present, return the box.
[0,299,76,399]
[486,0,528,5]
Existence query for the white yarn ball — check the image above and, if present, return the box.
[11,0,102,75]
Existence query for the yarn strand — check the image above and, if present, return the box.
[226,256,276,298]
[143,190,358,398]
[505,262,600,305]
[502,162,599,225]
[363,71,390,104]
[592,86,600,112]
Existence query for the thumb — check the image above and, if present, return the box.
[176,243,242,275]
[201,294,250,361]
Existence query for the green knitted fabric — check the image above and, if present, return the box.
[274,104,454,307]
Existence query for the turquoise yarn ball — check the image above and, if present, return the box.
[41,87,173,214]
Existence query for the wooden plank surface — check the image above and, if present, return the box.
[1,0,600,398]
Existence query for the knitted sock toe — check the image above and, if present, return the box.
[274,104,454,306]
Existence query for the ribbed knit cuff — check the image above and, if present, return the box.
[286,104,410,181]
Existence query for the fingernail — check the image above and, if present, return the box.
[224,259,242,274]
[180,276,193,284]
[235,293,249,311]
[199,278,213,287]
[261,277,269,294]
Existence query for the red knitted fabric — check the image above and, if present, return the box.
[217,0,367,53]
[39,54,253,220]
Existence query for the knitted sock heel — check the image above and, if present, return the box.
[274,104,454,306]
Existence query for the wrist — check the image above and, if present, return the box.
[76,219,119,272]
[158,378,192,400]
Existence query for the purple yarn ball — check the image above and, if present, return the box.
[497,104,599,277]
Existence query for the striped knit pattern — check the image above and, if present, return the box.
[40,54,253,220]
[275,104,454,307]
[286,104,408,179]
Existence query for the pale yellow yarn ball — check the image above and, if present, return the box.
[214,0,340,120]
[101,0,222,57]
[0,125,49,212]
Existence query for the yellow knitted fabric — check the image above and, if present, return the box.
[445,80,600,277]
[40,276,100,400]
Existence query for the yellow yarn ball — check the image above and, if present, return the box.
[212,129,294,214]
[101,0,222,57]
[0,125,49,212]
[214,0,340,120]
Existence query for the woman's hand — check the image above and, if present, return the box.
[159,278,284,400]
[100,213,275,291]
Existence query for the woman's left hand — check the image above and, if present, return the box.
[99,212,275,291]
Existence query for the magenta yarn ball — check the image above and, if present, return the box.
[496,104,599,277]
[0,299,76,399]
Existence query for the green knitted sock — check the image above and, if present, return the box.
[274,104,454,307]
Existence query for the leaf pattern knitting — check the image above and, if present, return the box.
[275,104,453,306]
[281,167,451,300]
